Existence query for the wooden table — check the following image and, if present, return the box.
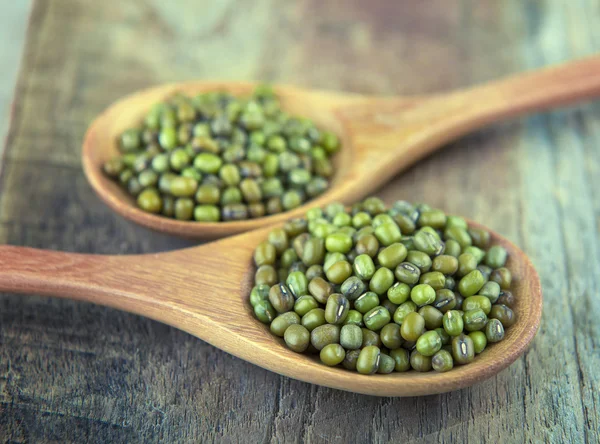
[1,1,598,442]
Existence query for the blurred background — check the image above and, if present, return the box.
[0,1,598,443]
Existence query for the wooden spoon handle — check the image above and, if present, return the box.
[0,246,182,321]
[0,244,250,331]
[0,244,266,360]
[346,55,600,184]
[433,54,600,127]
[0,245,114,297]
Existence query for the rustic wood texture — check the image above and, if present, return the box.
[82,58,600,240]
[0,1,32,164]
[0,0,598,442]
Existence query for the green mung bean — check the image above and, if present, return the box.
[249,197,517,374]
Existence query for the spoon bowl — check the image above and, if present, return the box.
[83,81,361,238]
[83,56,600,239]
[0,220,542,396]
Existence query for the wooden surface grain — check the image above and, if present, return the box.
[0,1,32,167]
[0,0,598,442]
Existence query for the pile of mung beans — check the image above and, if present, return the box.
[102,86,339,221]
[249,197,516,374]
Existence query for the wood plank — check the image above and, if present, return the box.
[1,0,599,442]
[514,2,600,442]
[0,1,32,171]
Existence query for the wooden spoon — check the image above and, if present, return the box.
[0,220,541,397]
[83,56,600,239]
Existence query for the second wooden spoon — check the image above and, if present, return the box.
[83,56,600,239]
